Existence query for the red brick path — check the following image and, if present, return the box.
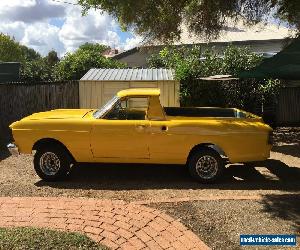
[0,197,210,250]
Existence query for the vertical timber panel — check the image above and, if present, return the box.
[168,81,175,107]
[175,80,180,107]
[157,81,164,106]
[164,80,169,107]
[276,87,300,125]
[79,81,85,108]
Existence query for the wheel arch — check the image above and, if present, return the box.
[32,138,76,163]
[187,143,227,164]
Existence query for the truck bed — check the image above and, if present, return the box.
[164,107,240,118]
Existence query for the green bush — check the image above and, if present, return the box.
[148,45,280,114]
[20,59,55,82]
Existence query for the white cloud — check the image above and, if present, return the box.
[58,5,124,53]
[0,0,141,56]
[0,22,26,41]
[21,23,65,55]
[0,0,36,8]
[123,35,143,50]
[0,0,65,23]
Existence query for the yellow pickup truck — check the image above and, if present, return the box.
[8,88,272,183]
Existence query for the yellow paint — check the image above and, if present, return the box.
[117,88,160,98]
[10,88,272,164]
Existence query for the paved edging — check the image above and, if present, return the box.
[131,195,263,205]
[0,197,210,250]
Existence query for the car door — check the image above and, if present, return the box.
[146,96,189,163]
[90,96,150,159]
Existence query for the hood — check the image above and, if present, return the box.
[21,109,92,121]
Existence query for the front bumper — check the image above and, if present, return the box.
[7,143,19,156]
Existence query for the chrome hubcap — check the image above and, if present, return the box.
[40,152,60,176]
[196,155,218,179]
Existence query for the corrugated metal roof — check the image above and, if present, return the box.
[80,68,175,81]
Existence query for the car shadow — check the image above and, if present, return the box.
[35,159,300,191]
[260,194,300,233]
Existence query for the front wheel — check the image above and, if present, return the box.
[188,148,225,183]
[34,145,72,181]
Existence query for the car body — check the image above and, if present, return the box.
[8,88,272,182]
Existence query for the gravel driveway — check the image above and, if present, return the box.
[0,127,299,249]
[0,151,299,201]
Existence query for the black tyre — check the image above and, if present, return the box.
[188,148,225,183]
[34,145,72,181]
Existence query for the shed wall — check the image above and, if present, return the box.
[79,80,180,108]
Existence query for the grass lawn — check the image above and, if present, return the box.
[0,227,109,250]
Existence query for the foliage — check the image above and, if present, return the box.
[54,43,125,80]
[149,45,263,78]
[0,227,108,250]
[20,59,55,82]
[258,78,281,111]
[20,45,41,61]
[46,50,59,66]
[0,33,23,62]
[78,0,299,42]
[0,33,42,63]
[147,45,280,115]
[79,42,109,53]
[19,49,61,81]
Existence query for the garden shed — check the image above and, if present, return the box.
[79,68,180,108]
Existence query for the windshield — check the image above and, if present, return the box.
[93,95,119,118]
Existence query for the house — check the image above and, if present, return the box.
[102,48,119,58]
[113,22,294,68]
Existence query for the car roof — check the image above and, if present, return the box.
[117,88,160,98]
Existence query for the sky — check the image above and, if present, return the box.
[0,0,143,57]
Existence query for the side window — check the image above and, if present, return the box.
[104,97,149,120]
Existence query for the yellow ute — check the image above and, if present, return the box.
[8,88,272,183]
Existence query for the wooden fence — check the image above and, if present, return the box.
[0,81,79,143]
[276,87,300,126]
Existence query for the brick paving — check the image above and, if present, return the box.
[131,195,262,205]
[0,197,210,250]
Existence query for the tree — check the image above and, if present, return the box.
[0,33,53,81]
[20,45,41,61]
[79,42,109,54]
[46,50,59,66]
[0,33,22,62]
[78,0,300,42]
[54,43,125,80]
[18,48,56,81]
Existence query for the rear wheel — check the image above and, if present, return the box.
[188,148,225,183]
[34,145,72,181]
